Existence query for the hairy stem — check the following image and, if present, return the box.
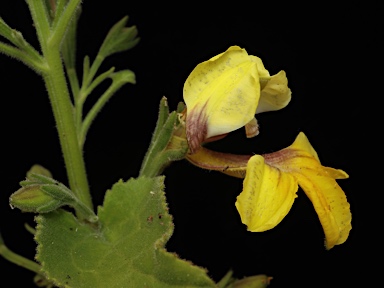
[0,236,41,274]
[42,46,93,213]
[25,0,93,215]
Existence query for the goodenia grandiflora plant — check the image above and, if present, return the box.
[0,1,351,287]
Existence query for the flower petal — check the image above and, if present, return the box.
[293,170,351,249]
[288,132,320,161]
[264,132,352,249]
[185,147,250,178]
[256,71,292,114]
[323,167,349,179]
[235,155,298,232]
[185,102,209,153]
[184,46,260,151]
[250,55,270,79]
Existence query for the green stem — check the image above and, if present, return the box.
[66,67,80,100]
[81,55,90,88]
[0,236,41,274]
[80,68,137,148]
[26,0,51,53]
[217,270,234,288]
[84,55,105,88]
[50,0,82,45]
[27,0,93,215]
[83,67,115,99]
[50,0,68,28]
[24,223,36,235]
[75,95,84,146]
[42,46,93,213]
[71,198,99,223]
[76,55,106,145]
[0,42,47,73]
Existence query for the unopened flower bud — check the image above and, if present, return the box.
[9,185,63,213]
[26,164,52,179]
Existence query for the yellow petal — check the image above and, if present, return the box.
[293,170,351,249]
[323,167,349,179]
[184,46,260,152]
[289,132,320,161]
[264,132,351,249]
[185,147,249,178]
[256,71,292,114]
[235,155,298,232]
[249,55,270,79]
[197,64,258,136]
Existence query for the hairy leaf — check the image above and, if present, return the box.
[35,177,215,287]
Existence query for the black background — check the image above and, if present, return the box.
[0,1,381,287]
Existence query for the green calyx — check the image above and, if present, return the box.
[10,185,62,213]
[10,172,98,223]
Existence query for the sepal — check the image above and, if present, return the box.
[10,185,64,213]
[12,173,98,223]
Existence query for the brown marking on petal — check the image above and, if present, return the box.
[205,133,229,143]
[187,148,250,169]
[222,167,247,178]
[186,102,209,154]
[185,147,251,178]
[263,149,298,165]
[263,148,318,173]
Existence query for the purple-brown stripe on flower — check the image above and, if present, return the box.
[183,46,291,153]
[186,132,351,249]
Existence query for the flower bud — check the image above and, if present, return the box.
[26,164,52,179]
[9,185,64,213]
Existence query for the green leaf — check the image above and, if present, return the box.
[177,101,186,113]
[83,67,116,99]
[35,177,216,287]
[0,17,14,41]
[61,3,82,98]
[0,17,44,70]
[152,97,170,144]
[140,112,178,177]
[98,16,139,59]
[0,17,30,49]
[61,3,80,70]
[109,69,136,85]
[79,69,136,147]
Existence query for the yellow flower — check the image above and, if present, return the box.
[183,45,291,153]
[186,132,351,249]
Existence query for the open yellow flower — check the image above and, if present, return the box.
[186,132,351,249]
[183,45,291,153]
